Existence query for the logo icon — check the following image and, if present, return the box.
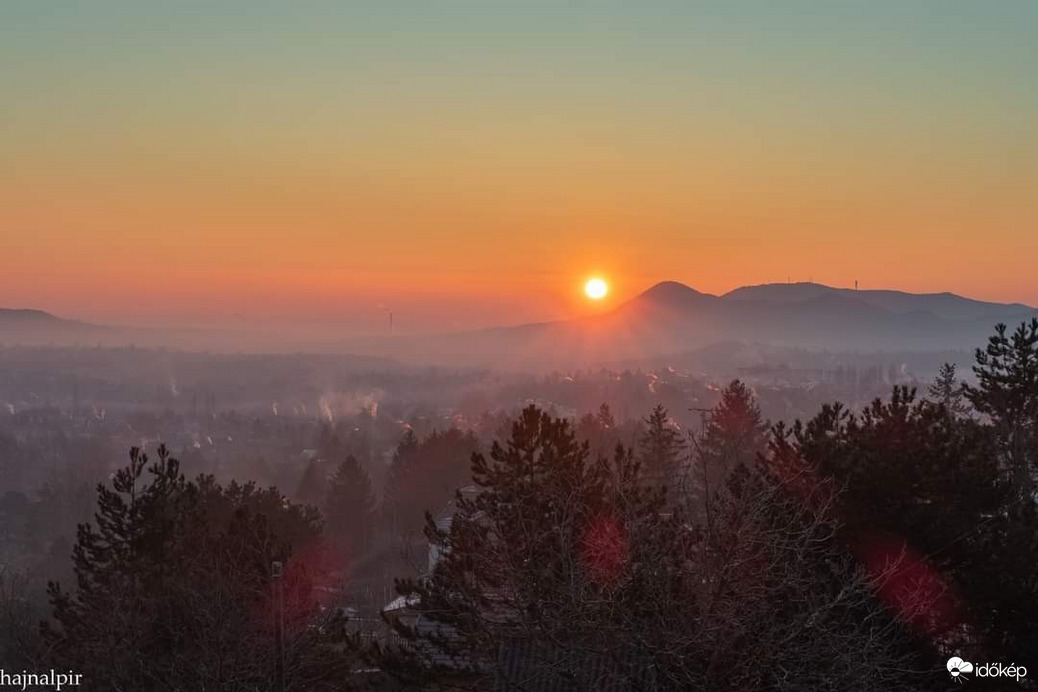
[948,657,974,683]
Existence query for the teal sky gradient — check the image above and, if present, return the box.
[2,2,1036,332]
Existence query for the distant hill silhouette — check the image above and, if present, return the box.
[723,282,1032,322]
[346,281,1037,368]
[0,308,69,323]
[5,282,1035,367]
[0,308,108,345]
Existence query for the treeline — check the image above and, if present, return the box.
[1,320,1036,690]
[376,320,1038,690]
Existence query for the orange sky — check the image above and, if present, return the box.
[2,3,1036,334]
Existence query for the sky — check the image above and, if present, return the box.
[2,1,1036,335]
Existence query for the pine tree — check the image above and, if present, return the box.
[378,406,656,687]
[381,428,478,534]
[928,362,969,416]
[382,429,419,534]
[964,318,1038,504]
[638,404,685,488]
[45,446,184,688]
[296,457,328,508]
[576,403,620,458]
[323,454,376,558]
[691,380,768,518]
[396,428,419,461]
[783,384,1036,668]
[44,445,344,689]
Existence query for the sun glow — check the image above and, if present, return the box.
[584,277,609,300]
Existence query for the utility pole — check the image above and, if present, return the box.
[272,561,285,692]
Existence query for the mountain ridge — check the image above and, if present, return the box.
[715,281,1032,321]
[426,280,1038,368]
[3,282,1035,367]
[0,308,69,323]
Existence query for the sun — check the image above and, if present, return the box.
[584,277,609,300]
